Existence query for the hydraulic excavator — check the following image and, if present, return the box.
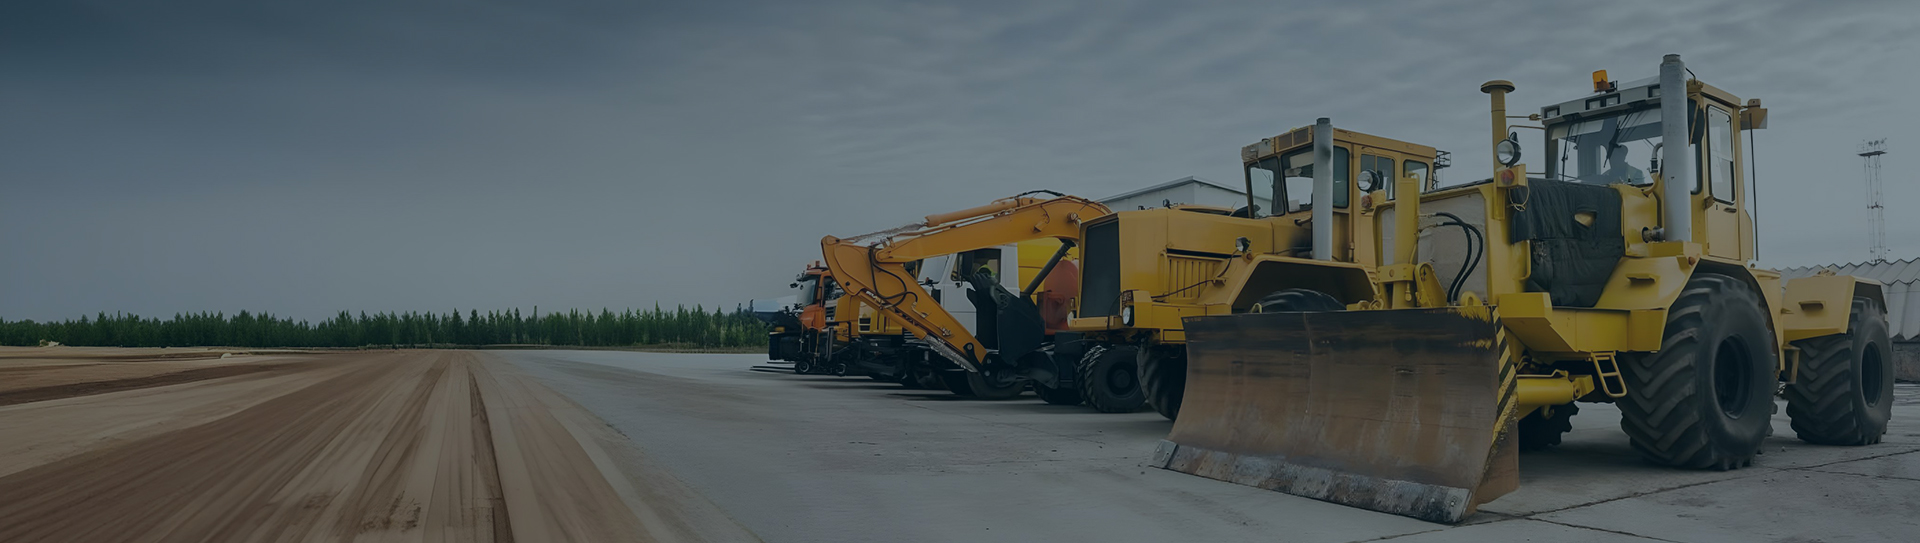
[1157,55,1891,523]
[821,193,1111,402]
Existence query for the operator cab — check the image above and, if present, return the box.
[1538,70,1763,262]
[1240,126,1441,262]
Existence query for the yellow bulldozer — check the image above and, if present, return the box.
[1067,126,1443,416]
[1155,55,1893,523]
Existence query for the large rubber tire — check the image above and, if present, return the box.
[1784,297,1893,445]
[1618,274,1777,470]
[1141,348,1185,421]
[793,359,815,375]
[1251,288,1346,313]
[964,369,1025,401]
[1078,344,1146,413]
[1517,403,1579,451]
[1034,382,1084,405]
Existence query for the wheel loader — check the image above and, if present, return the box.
[821,192,1110,401]
[1154,55,1892,523]
[1068,127,1443,416]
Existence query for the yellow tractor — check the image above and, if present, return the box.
[1156,55,1892,523]
[1067,126,1442,416]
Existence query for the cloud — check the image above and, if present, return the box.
[3,0,1918,321]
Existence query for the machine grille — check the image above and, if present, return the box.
[1081,220,1121,317]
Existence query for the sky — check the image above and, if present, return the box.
[4,0,1919,322]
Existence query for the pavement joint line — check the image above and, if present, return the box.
[1795,466,1920,483]
[1528,517,1685,543]
[1514,467,1781,518]
[1779,446,1920,470]
[1503,446,1920,524]
[1342,526,1450,542]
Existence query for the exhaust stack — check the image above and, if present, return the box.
[1659,54,1692,242]
[1311,118,1334,261]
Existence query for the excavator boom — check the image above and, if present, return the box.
[821,194,1110,370]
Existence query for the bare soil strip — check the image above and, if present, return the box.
[0,348,753,542]
[0,363,294,406]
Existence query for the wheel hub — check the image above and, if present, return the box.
[1106,364,1137,392]
[1862,345,1886,407]
[1713,338,1753,419]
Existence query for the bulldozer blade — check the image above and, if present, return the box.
[1153,307,1519,524]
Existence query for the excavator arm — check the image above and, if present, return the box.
[820,194,1110,371]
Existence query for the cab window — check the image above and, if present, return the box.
[1398,160,1429,200]
[1245,157,1280,218]
[1707,106,1737,203]
[1361,154,1393,197]
[1277,146,1351,213]
[954,249,1003,283]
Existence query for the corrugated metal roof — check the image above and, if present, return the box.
[1098,176,1244,203]
[1778,258,1920,342]
[1778,257,1920,285]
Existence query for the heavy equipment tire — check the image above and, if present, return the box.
[793,359,814,375]
[1140,348,1185,421]
[1078,344,1146,413]
[1034,382,1084,405]
[940,371,975,396]
[1517,403,1579,451]
[1618,274,1777,470]
[1251,288,1346,313]
[964,369,1025,401]
[1784,297,1893,445]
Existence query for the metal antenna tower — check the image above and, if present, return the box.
[1860,139,1889,262]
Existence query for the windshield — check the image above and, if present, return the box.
[1547,108,1662,185]
[1245,157,1279,218]
[794,277,820,305]
[1277,146,1349,213]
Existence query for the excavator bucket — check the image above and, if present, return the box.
[1153,307,1520,523]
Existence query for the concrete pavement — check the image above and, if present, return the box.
[498,350,1920,543]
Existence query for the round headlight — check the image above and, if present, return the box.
[1495,136,1522,167]
[1121,306,1135,326]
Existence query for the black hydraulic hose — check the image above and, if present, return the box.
[1022,240,1075,299]
[1431,212,1484,304]
[867,245,919,305]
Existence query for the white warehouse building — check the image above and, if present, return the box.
[1099,176,1245,211]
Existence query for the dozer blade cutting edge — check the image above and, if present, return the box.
[1152,307,1520,523]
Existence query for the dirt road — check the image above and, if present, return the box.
[0,348,754,543]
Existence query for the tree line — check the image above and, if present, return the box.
[0,306,767,349]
